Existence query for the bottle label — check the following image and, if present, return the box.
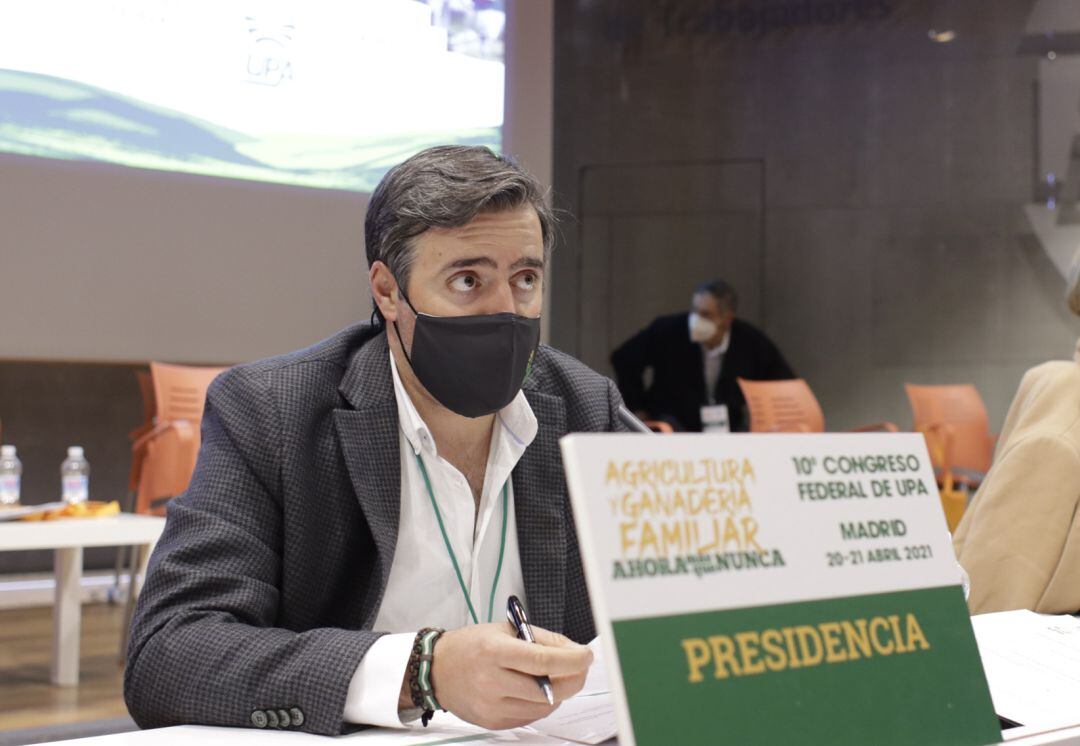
[62,475,88,504]
[0,475,19,505]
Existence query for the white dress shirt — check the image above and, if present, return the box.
[702,329,731,404]
[342,350,537,727]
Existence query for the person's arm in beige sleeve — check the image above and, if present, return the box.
[955,434,1080,615]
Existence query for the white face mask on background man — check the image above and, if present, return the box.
[688,312,718,343]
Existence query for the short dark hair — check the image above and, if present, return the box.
[695,279,738,313]
[364,145,555,299]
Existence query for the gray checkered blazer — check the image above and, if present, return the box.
[124,323,626,735]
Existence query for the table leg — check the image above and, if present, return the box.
[52,546,83,686]
[135,538,156,595]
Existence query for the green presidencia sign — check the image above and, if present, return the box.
[560,433,1000,746]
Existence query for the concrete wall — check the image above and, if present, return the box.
[550,0,1079,431]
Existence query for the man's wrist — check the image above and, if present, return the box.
[405,627,445,726]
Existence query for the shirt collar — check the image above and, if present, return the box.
[704,328,731,358]
[389,349,538,458]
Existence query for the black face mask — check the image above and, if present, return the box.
[393,293,541,418]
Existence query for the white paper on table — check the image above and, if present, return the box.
[526,638,618,745]
[578,638,610,696]
[402,703,610,745]
[971,609,1080,730]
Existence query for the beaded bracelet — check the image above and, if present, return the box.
[407,627,445,726]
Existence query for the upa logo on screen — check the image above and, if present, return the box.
[245,16,295,87]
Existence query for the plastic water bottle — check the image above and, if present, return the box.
[61,446,90,505]
[0,445,21,506]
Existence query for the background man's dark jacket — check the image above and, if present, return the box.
[124,323,625,735]
[611,313,794,432]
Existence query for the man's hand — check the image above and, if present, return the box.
[430,623,592,730]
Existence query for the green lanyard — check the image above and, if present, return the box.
[414,452,509,625]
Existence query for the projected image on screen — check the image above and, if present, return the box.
[0,1,504,192]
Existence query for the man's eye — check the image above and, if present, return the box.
[450,275,478,291]
[515,272,538,290]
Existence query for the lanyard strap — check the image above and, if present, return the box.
[414,452,509,625]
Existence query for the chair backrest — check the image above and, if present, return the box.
[134,363,227,516]
[126,369,158,494]
[904,384,993,474]
[135,369,157,429]
[737,378,825,433]
[150,362,226,427]
[905,383,989,432]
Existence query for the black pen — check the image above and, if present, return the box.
[506,595,555,705]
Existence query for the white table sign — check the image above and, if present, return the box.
[561,432,999,746]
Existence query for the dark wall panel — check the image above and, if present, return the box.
[552,0,1079,431]
[0,362,144,574]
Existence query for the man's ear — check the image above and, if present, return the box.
[370,261,401,322]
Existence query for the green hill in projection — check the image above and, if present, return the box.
[0,69,499,192]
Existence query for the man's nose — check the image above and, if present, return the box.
[481,282,517,315]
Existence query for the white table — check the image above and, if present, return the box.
[34,721,1080,745]
[40,723,596,745]
[0,514,166,686]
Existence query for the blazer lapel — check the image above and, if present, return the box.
[514,388,568,633]
[333,332,402,628]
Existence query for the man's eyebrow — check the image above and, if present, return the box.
[510,257,545,271]
[441,256,499,272]
[439,256,546,272]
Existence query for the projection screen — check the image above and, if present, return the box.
[0,0,551,363]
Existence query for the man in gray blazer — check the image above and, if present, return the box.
[124,146,626,735]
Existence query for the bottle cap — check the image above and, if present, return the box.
[68,446,84,459]
[1,445,14,458]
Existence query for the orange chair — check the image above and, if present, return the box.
[124,370,157,503]
[115,369,159,593]
[119,363,225,659]
[135,369,156,430]
[738,378,824,432]
[905,383,995,492]
[737,378,898,433]
[131,362,226,516]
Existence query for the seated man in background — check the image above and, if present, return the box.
[611,279,794,432]
[953,276,1080,615]
[125,146,625,735]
